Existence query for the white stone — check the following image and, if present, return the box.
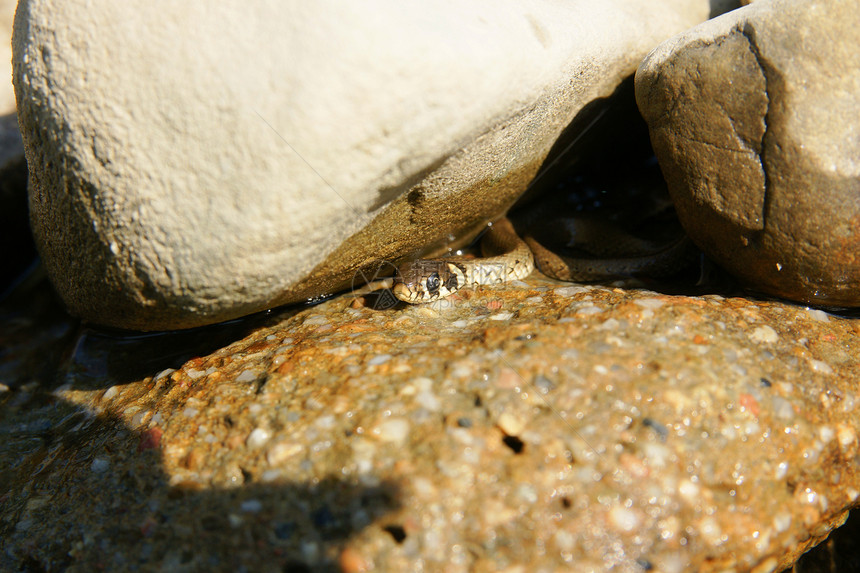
[266,441,303,466]
[634,298,666,309]
[13,0,721,330]
[749,325,778,343]
[608,505,641,532]
[808,359,833,375]
[235,369,257,383]
[186,368,207,381]
[367,354,392,366]
[373,418,410,444]
[497,413,526,436]
[246,427,271,448]
[553,286,591,297]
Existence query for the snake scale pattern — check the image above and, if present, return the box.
[392,217,694,303]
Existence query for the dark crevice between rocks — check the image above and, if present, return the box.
[785,509,860,573]
[510,75,744,298]
[0,153,36,297]
[282,560,313,573]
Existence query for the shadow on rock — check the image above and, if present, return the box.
[0,275,401,572]
[0,111,33,295]
[0,394,400,571]
[791,509,860,573]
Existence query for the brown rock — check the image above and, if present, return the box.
[636,0,860,307]
[3,271,860,571]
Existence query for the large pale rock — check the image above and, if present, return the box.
[13,0,731,330]
[0,0,15,116]
[636,0,860,308]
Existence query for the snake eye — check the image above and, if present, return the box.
[426,272,441,294]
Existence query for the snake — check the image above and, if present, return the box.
[392,218,534,303]
[391,216,695,303]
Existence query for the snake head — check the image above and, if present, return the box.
[392,260,465,303]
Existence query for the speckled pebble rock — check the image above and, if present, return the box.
[3,274,859,571]
[636,0,860,307]
[13,0,732,330]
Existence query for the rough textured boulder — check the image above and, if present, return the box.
[13,0,732,330]
[3,271,860,571]
[0,0,15,116]
[636,0,860,307]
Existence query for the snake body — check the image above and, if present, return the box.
[392,218,534,303]
[392,216,694,303]
[387,78,701,304]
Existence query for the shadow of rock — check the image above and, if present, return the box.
[0,275,401,572]
[0,109,34,295]
[0,392,400,571]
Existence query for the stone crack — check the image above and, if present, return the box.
[740,22,774,232]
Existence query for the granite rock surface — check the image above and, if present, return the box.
[636,0,860,308]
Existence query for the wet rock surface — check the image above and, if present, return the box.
[2,271,859,572]
[5,3,860,571]
[13,0,734,331]
[636,0,860,308]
